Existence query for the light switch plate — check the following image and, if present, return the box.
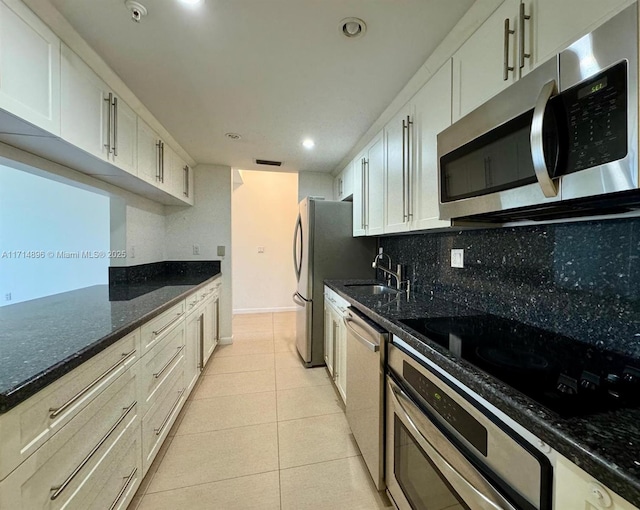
[451,249,464,268]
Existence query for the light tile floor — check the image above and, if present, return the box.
[129,312,393,510]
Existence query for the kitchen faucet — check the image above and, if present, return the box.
[372,248,405,291]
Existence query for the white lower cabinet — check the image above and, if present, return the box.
[202,284,221,368]
[554,455,638,510]
[323,287,348,404]
[0,278,222,509]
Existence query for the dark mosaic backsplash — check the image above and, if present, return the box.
[379,218,640,358]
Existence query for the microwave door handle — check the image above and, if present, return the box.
[531,79,560,198]
[387,378,518,510]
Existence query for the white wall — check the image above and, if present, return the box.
[232,170,298,314]
[298,171,334,202]
[0,164,110,306]
[166,165,233,341]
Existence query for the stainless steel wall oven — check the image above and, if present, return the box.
[385,339,553,510]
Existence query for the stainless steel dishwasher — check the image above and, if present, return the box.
[344,307,389,491]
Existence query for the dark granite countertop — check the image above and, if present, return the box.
[326,279,640,507]
[0,272,220,414]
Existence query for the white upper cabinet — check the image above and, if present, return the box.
[384,103,414,234]
[137,118,161,185]
[334,161,354,201]
[365,132,385,236]
[61,43,137,175]
[167,147,194,205]
[452,0,522,121]
[352,149,366,236]
[0,0,60,136]
[412,61,452,231]
[530,0,631,68]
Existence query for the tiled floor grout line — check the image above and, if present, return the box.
[279,453,364,473]
[272,322,285,510]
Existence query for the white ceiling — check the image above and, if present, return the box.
[49,0,474,173]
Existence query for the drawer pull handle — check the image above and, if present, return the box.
[108,467,138,510]
[153,345,185,379]
[49,349,137,419]
[51,401,137,501]
[154,388,185,436]
[152,312,184,337]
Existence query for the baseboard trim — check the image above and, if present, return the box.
[233,307,297,314]
[218,336,233,345]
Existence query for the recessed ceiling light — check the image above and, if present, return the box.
[303,139,315,149]
[340,17,366,38]
[179,0,203,5]
[225,132,242,140]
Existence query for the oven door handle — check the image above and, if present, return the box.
[530,79,560,198]
[387,378,518,510]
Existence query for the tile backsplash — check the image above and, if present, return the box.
[379,218,640,357]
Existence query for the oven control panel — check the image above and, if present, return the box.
[404,361,488,456]
[561,60,628,174]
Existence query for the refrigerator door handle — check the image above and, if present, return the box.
[292,292,311,306]
[293,214,303,281]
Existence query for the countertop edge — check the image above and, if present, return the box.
[0,273,221,415]
[324,279,640,508]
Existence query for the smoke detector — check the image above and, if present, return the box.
[125,1,147,23]
[340,17,366,38]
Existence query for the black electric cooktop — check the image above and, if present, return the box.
[400,315,640,417]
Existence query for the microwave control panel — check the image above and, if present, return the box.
[561,60,628,174]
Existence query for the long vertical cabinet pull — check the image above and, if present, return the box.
[364,159,369,229]
[155,140,162,182]
[104,93,113,154]
[112,96,118,157]
[198,313,204,370]
[503,18,515,80]
[183,165,189,197]
[361,158,366,230]
[402,118,407,221]
[406,115,414,220]
[161,142,165,183]
[519,2,531,70]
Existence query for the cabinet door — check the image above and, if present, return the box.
[334,313,347,404]
[323,296,334,377]
[352,153,366,237]
[385,104,414,234]
[366,132,385,236]
[452,0,519,121]
[137,118,160,185]
[182,164,195,205]
[531,0,631,67]
[342,160,354,199]
[185,309,203,394]
[202,293,219,367]
[112,96,137,175]
[412,61,453,230]
[0,0,60,136]
[61,44,110,161]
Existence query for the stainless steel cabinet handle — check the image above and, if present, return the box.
[51,401,137,500]
[361,158,366,230]
[152,312,184,337]
[332,319,338,379]
[344,317,380,352]
[530,79,560,197]
[154,388,185,436]
[153,345,185,379]
[113,96,118,157]
[198,312,204,370]
[519,2,531,69]
[108,467,137,510]
[387,379,517,510]
[49,349,136,419]
[161,142,165,183]
[183,165,189,197]
[503,18,515,80]
[402,118,407,221]
[364,159,369,229]
[156,140,162,182]
[406,115,414,219]
[104,92,113,154]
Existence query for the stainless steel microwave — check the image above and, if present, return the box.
[438,3,638,222]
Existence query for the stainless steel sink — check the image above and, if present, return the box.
[345,283,401,295]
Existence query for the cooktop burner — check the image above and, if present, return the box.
[399,315,640,417]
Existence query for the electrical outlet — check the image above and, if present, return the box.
[193,244,200,256]
[258,246,265,253]
[451,249,464,268]
[5,293,11,301]
[217,245,225,257]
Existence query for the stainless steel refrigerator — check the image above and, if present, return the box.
[292,198,375,366]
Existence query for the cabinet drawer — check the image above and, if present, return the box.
[142,369,185,474]
[0,371,139,509]
[139,322,185,416]
[0,331,139,480]
[186,291,200,314]
[140,301,185,355]
[81,424,142,510]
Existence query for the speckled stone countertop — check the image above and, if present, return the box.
[0,272,220,414]
[326,279,640,507]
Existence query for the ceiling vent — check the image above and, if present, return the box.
[340,17,366,38]
[256,159,283,167]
